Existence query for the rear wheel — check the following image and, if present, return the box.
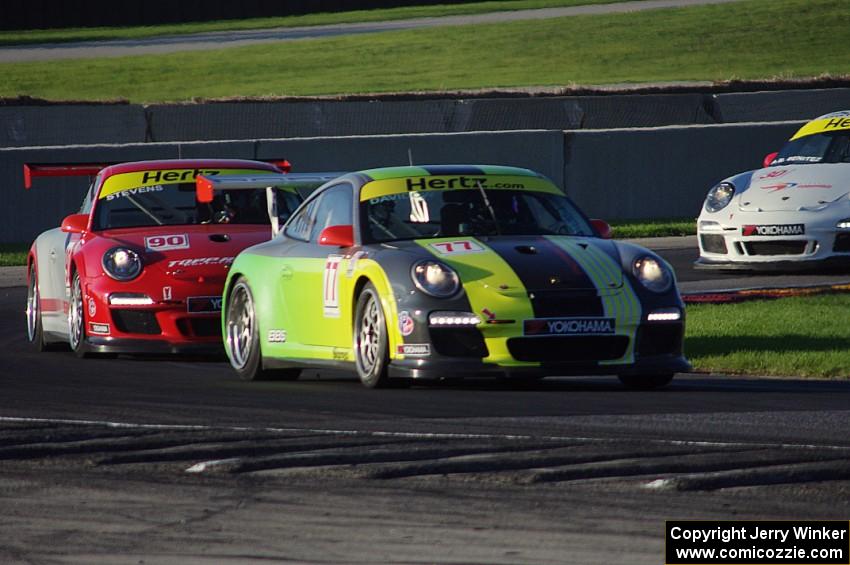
[354,283,391,389]
[26,264,52,352]
[618,374,674,390]
[225,278,300,381]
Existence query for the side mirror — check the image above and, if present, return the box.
[590,219,612,240]
[763,151,778,168]
[61,214,89,234]
[318,225,354,247]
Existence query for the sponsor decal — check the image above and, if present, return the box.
[87,297,96,317]
[404,177,525,191]
[406,176,486,191]
[398,311,414,336]
[332,347,350,361]
[88,322,110,335]
[742,224,805,237]
[162,286,172,301]
[524,317,615,336]
[267,329,287,343]
[429,240,485,255]
[323,255,343,318]
[397,343,431,357]
[187,296,223,313]
[145,234,189,251]
[760,182,832,193]
[757,169,791,180]
[105,185,164,201]
[141,169,221,185]
[167,256,234,268]
[98,168,266,200]
[824,117,850,130]
[791,113,850,140]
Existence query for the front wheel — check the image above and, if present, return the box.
[68,271,90,358]
[225,278,300,382]
[618,374,674,390]
[354,283,391,388]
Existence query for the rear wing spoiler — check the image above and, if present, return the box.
[23,159,293,189]
[196,172,344,236]
[24,163,110,189]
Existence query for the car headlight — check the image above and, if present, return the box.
[102,247,142,281]
[704,182,735,213]
[632,256,672,293]
[411,260,460,298]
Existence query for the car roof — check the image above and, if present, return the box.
[98,159,280,178]
[356,165,544,181]
[789,110,850,141]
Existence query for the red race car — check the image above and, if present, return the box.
[25,159,335,356]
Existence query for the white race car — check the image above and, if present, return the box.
[697,110,850,269]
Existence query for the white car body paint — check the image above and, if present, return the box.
[32,227,73,338]
[697,111,850,268]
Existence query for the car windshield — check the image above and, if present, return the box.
[92,182,302,230]
[361,188,594,243]
[773,131,850,166]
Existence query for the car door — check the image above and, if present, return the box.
[278,183,355,353]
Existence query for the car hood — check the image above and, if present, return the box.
[739,163,850,212]
[401,235,623,292]
[99,224,271,283]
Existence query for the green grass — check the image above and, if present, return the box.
[686,293,850,379]
[0,1,624,46]
[0,0,846,102]
[611,219,695,239]
[0,244,28,267]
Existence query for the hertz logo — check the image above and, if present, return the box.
[141,169,221,184]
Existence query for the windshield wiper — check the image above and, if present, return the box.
[475,181,501,236]
[124,194,164,225]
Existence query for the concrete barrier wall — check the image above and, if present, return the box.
[0,131,562,243]
[713,88,850,123]
[2,89,845,149]
[564,121,803,220]
[146,94,714,141]
[255,131,565,183]
[0,105,147,147]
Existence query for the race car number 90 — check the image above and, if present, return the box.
[145,234,190,251]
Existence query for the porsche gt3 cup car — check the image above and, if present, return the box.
[697,110,850,269]
[26,158,336,356]
[219,165,690,389]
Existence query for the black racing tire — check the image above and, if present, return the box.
[353,282,391,389]
[68,271,92,358]
[617,373,674,390]
[225,277,300,382]
[26,263,55,352]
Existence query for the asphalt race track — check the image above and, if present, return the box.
[1,282,850,564]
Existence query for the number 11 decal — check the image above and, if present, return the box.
[323,255,343,318]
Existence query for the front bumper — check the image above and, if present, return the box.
[388,321,689,380]
[82,275,226,354]
[695,254,850,272]
[697,211,850,271]
[83,336,224,356]
[388,353,691,380]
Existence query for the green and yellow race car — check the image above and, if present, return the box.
[209,165,690,388]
